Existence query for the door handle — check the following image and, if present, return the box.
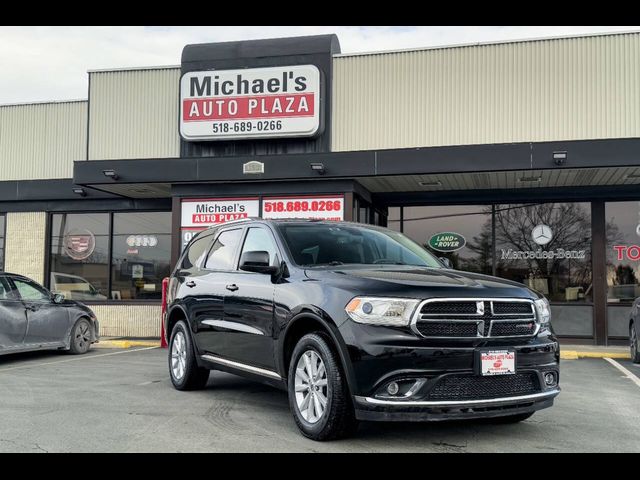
[26,305,37,312]
[185,280,196,288]
[226,284,239,292]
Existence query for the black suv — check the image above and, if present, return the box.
[165,219,560,440]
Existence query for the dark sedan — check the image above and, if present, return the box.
[0,272,99,356]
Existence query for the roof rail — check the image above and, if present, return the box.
[204,217,261,230]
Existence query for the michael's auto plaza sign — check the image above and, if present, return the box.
[180,65,321,141]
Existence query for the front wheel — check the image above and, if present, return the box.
[169,320,210,390]
[288,333,358,441]
[68,318,92,355]
[630,323,640,364]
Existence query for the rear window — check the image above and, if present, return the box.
[181,234,213,269]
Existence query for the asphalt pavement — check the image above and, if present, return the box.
[0,347,639,452]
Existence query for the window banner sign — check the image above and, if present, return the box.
[180,197,260,248]
[262,195,344,221]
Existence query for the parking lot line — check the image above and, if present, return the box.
[0,346,159,373]
[603,357,640,388]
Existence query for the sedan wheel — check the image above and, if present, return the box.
[69,318,92,355]
[631,324,640,364]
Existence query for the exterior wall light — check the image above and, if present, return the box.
[310,163,325,175]
[518,176,542,183]
[553,151,567,166]
[72,187,86,197]
[418,180,442,187]
[102,169,119,180]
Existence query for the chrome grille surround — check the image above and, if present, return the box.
[410,298,539,339]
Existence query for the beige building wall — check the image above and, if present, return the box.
[332,32,640,151]
[88,67,181,160]
[0,101,87,181]
[3,212,47,283]
[91,304,161,338]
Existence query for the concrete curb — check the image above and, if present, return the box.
[561,350,630,360]
[95,340,161,349]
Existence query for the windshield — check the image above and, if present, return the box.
[277,223,443,268]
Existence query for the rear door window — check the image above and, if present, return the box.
[181,234,213,270]
[204,229,243,270]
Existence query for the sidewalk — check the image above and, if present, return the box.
[94,337,161,349]
[559,343,630,360]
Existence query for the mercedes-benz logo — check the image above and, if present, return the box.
[532,224,553,246]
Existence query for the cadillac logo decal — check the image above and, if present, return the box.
[64,229,96,261]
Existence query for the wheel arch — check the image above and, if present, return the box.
[278,311,356,396]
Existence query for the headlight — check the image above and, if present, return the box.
[534,298,551,325]
[345,297,420,326]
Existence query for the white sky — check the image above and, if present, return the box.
[0,26,638,104]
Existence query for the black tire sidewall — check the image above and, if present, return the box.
[70,318,91,354]
[288,333,340,438]
[169,320,196,389]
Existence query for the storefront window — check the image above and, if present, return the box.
[401,205,493,275]
[111,212,172,300]
[606,201,640,303]
[495,203,592,302]
[50,213,110,301]
[49,211,171,302]
[0,214,5,271]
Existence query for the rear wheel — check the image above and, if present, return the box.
[288,333,358,441]
[68,318,92,355]
[630,323,640,363]
[169,320,210,390]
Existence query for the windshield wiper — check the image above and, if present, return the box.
[303,261,344,267]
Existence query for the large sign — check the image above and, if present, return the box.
[180,197,260,248]
[180,65,321,141]
[262,195,344,221]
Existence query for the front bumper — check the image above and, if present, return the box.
[338,320,560,421]
[354,388,559,421]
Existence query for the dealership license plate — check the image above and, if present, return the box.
[480,350,516,376]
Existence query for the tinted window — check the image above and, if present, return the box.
[205,229,242,270]
[14,279,50,302]
[111,212,171,300]
[0,277,13,300]
[182,234,213,269]
[606,201,640,304]
[277,224,442,267]
[240,228,280,267]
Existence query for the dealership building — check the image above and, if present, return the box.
[1,31,640,345]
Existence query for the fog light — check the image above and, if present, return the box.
[387,382,399,395]
[544,372,557,386]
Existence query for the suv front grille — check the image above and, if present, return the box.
[414,299,538,339]
[427,372,541,401]
[416,321,479,338]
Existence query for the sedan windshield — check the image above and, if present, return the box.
[277,223,443,268]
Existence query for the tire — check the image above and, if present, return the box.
[288,332,358,441]
[169,320,210,391]
[630,323,640,364]
[68,318,92,355]
[485,412,535,424]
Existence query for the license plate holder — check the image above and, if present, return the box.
[477,349,516,376]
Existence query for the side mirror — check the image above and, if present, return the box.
[239,251,279,275]
[52,293,65,304]
[439,257,453,269]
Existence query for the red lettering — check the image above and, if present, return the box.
[183,93,315,121]
[613,245,627,261]
[628,246,640,261]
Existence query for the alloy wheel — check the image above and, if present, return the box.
[631,326,638,359]
[171,331,187,381]
[294,350,328,423]
[75,322,90,350]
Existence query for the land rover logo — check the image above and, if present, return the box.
[532,224,553,246]
[428,232,466,252]
[64,229,96,261]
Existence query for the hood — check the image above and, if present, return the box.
[303,265,538,299]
